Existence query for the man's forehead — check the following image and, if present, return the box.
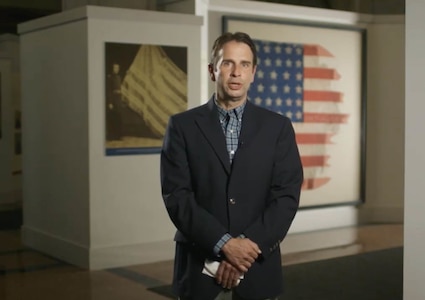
[219,42,253,60]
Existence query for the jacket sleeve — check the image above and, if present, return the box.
[160,116,228,256]
[243,118,303,259]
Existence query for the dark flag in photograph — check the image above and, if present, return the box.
[249,40,349,190]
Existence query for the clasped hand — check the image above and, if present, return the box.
[215,237,261,289]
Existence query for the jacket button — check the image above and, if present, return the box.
[229,198,236,204]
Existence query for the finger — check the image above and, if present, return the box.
[250,251,259,260]
[245,239,262,254]
[231,277,240,288]
[219,261,243,288]
[227,275,237,289]
[224,276,232,289]
[237,263,248,273]
[221,266,231,288]
[226,268,239,289]
[230,271,239,288]
[246,247,260,260]
[236,265,248,273]
[215,264,224,285]
[245,255,256,263]
[231,258,248,273]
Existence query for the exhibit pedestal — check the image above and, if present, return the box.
[19,5,202,270]
[0,34,22,212]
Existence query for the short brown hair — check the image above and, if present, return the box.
[210,32,257,68]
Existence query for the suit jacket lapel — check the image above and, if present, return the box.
[195,97,231,174]
[238,100,261,150]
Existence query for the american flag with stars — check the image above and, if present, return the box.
[249,39,349,190]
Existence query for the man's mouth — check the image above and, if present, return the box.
[229,82,241,89]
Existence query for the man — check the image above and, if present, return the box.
[160,32,303,300]
[106,63,124,140]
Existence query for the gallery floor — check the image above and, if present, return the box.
[0,224,403,299]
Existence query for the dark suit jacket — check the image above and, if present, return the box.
[160,96,303,300]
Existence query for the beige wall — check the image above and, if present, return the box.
[404,0,425,298]
[20,13,91,267]
[361,17,405,223]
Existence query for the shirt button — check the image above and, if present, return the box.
[229,198,236,204]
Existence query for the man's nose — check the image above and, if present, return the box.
[231,64,241,77]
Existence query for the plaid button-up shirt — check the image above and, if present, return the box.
[213,99,246,255]
[216,101,245,163]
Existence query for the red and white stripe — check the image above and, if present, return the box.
[294,45,348,190]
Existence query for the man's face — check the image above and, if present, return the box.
[112,64,120,74]
[209,41,256,105]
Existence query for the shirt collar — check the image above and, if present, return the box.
[214,96,246,121]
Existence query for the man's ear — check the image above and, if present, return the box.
[208,63,216,81]
[250,65,257,83]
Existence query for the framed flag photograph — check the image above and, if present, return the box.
[223,16,366,208]
[104,42,188,156]
[0,72,2,140]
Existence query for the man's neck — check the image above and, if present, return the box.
[216,97,246,111]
